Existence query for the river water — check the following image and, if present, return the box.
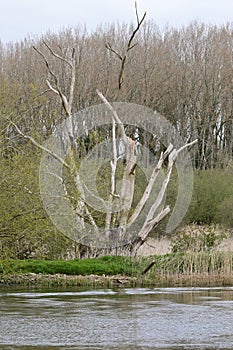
[0,286,233,349]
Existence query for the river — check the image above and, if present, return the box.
[0,286,233,349]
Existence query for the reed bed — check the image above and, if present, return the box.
[144,251,233,287]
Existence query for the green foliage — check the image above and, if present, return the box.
[170,225,227,253]
[161,168,233,229]
[216,196,233,228]
[0,256,140,276]
[186,169,233,225]
[0,147,73,260]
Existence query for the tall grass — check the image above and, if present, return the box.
[147,252,233,277]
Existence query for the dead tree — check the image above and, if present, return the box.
[11,3,197,256]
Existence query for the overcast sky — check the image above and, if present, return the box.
[1,0,232,43]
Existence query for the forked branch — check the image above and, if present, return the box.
[33,42,76,117]
[105,1,146,99]
[132,139,198,255]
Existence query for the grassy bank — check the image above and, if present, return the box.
[1,252,233,287]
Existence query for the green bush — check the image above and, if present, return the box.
[185,169,233,226]
[0,149,74,260]
[216,196,233,228]
[171,225,227,253]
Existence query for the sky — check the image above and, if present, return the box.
[0,0,232,43]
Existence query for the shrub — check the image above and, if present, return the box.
[185,169,233,226]
[171,225,227,253]
[216,196,233,228]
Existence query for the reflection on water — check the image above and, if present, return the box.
[1,286,233,349]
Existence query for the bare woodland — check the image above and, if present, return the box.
[0,10,233,258]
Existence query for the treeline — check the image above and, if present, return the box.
[1,20,233,168]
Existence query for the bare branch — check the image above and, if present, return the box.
[131,139,198,255]
[32,40,98,235]
[96,90,128,145]
[127,10,146,51]
[68,51,76,112]
[118,56,126,92]
[84,206,99,234]
[135,1,140,25]
[10,121,70,169]
[104,3,146,99]
[33,45,59,86]
[42,40,74,69]
[128,143,173,226]
[97,90,136,232]
[46,79,59,95]
[133,206,170,255]
[105,43,123,61]
[127,42,138,52]
[176,138,198,156]
[105,117,118,232]
[34,42,75,117]
[142,260,156,274]
[149,140,197,221]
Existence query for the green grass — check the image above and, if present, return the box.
[0,256,143,277]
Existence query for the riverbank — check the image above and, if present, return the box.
[1,272,233,288]
[0,272,136,288]
[1,252,233,288]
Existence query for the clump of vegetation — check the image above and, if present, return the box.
[170,225,227,253]
[216,196,233,228]
[0,256,142,277]
[152,251,233,276]
[186,169,233,226]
